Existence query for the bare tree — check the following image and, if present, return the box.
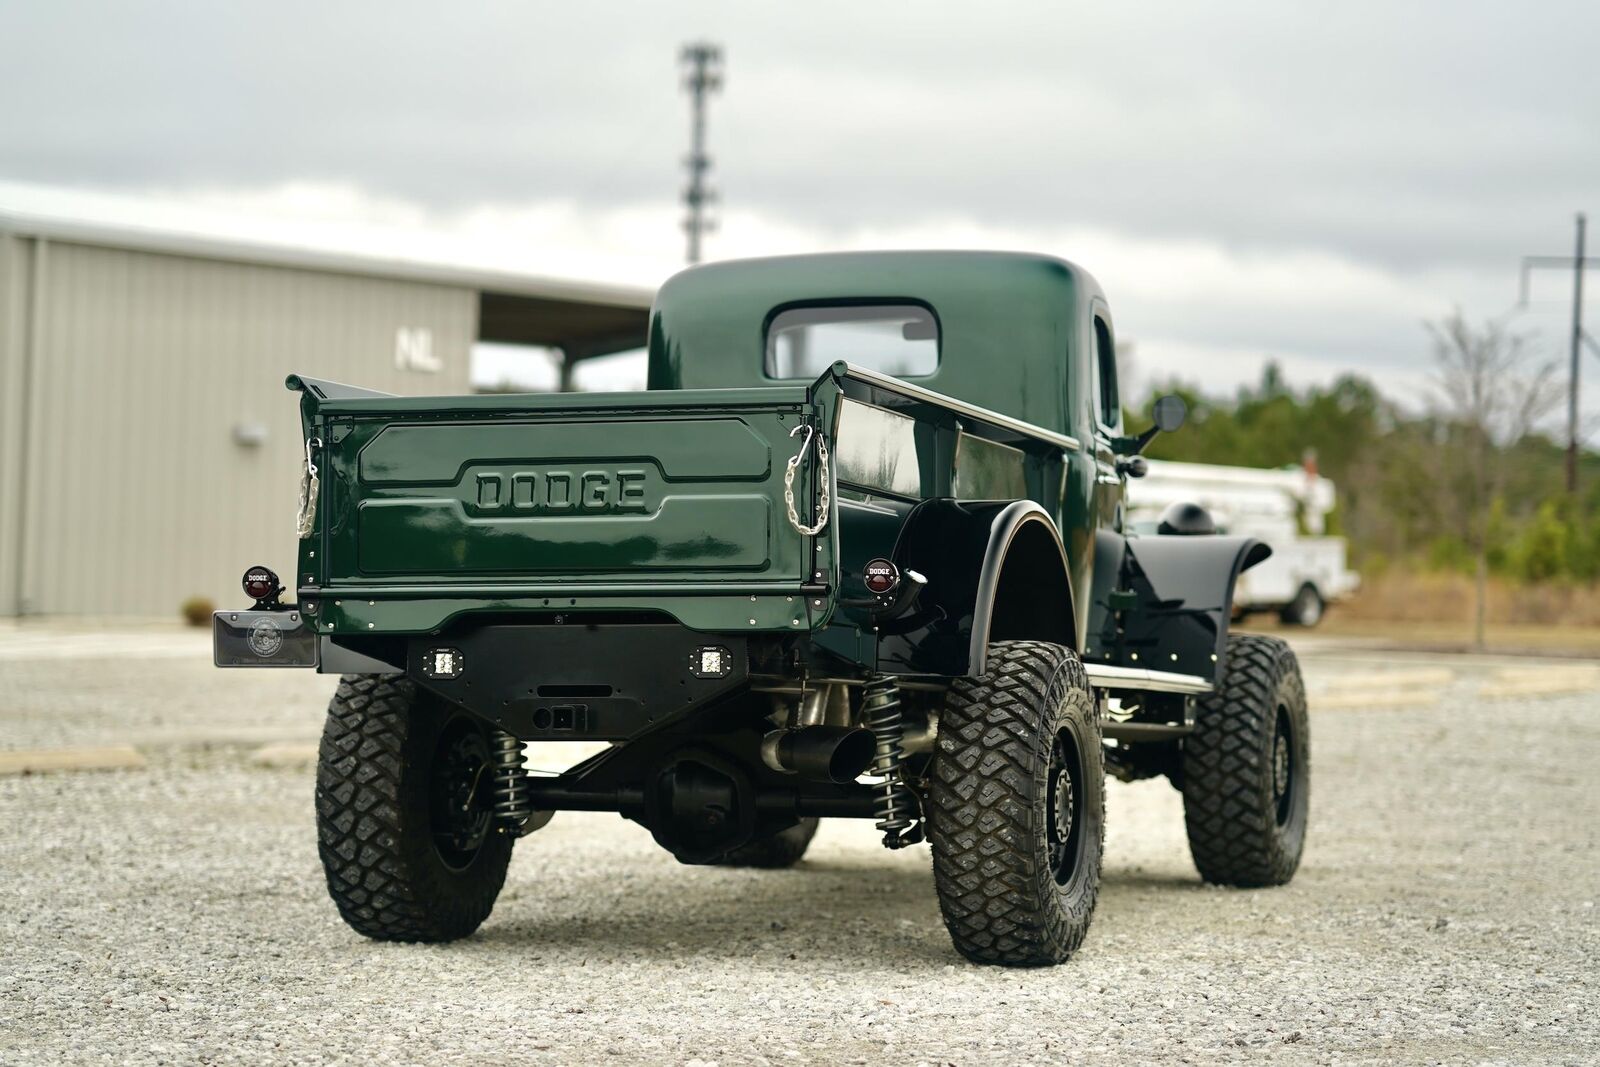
[1427,310,1560,648]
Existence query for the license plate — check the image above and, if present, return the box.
[213,610,319,668]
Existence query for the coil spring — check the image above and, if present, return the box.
[491,730,532,832]
[861,676,922,848]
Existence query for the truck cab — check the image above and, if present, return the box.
[217,250,1309,967]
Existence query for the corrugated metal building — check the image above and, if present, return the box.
[0,211,652,617]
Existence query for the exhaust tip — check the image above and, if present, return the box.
[762,726,877,784]
[823,727,876,783]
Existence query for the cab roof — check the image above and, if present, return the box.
[647,250,1105,431]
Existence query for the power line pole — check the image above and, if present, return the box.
[1570,214,1588,493]
[1518,212,1596,493]
[679,42,723,265]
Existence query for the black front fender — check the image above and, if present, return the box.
[1085,532,1271,685]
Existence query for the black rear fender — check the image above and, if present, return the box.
[870,499,1076,677]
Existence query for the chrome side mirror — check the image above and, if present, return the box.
[1151,394,1187,433]
[1120,394,1188,455]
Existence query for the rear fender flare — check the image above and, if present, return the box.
[873,500,1076,678]
[967,502,1077,676]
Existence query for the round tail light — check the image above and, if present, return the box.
[243,566,280,603]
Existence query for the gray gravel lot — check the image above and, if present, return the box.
[1,629,1596,1065]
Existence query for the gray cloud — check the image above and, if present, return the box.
[2,0,1595,426]
[3,1,1594,274]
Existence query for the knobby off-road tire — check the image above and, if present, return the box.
[928,640,1104,966]
[1182,634,1309,886]
[709,817,820,868]
[316,674,513,941]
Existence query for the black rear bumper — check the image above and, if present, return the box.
[406,623,751,742]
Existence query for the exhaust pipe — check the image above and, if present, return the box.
[761,726,876,784]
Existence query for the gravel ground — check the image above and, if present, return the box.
[1,632,1596,1065]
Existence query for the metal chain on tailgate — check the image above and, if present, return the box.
[296,436,321,539]
[783,423,830,536]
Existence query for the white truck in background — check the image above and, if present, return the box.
[1125,458,1360,626]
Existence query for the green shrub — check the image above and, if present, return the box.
[1426,535,1472,575]
[180,596,215,627]
[1508,500,1572,582]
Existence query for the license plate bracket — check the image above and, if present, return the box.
[213,609,319,668]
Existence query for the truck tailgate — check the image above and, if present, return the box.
[294,381,826,630]
[351,416,780,576]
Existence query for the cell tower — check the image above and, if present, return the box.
[679,42,723,264]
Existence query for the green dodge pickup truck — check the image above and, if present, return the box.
[217,250,1309,966]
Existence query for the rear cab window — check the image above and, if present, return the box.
[766,304,939,379]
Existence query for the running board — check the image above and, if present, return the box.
[1102,721,1193,742]
[1084,664,1213,695]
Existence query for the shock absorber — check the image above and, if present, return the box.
[861,676,923,849]
[491,729,532,833]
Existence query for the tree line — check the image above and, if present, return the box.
[1137,316,1600,588]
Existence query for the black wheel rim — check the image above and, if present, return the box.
[1272,705,1295,826]
[429,717,494,870]
[1047,730,1085,886]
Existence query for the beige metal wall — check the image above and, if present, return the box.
[3,236,477,616]
[0,233,31,615]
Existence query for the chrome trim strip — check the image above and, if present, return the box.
[836,363,1083,453]
[1084,664,1213,694]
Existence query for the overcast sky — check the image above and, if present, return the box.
[2,1,1596,424]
